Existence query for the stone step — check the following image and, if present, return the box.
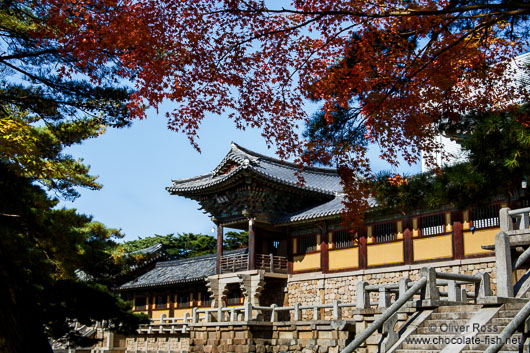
[462,351,519,353]
[419,319,475,328]
[416,325,478,334]
[503,301,528,310]
[435,305,481,313]
[496,309,524,318]
[429,311,476,320]
[394,349,441,353]
[491,318,517,326]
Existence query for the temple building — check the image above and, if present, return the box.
[118,142,515,318]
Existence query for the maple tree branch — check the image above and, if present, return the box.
[0,49,57,61]
[210,3,530,19]
[363,11,511,132]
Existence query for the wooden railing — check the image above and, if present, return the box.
[256,253,288,273]
[220,253,249,272]
[220,253,288,273]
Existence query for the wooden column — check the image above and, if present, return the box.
[403,228,413,264]
[359,234,367,269]
[169,293,174,317]
[453,221,464,260]
[248,218,256,270]
[216,224,224,274]
[287,230,293,274]
[320,222,329,273]
[147,294,153,318]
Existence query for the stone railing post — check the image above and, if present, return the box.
[244,302,253,321]
[183,312,190,324]
[269,253,274,273]
[495,231,514,297]
[520,212,530,230]
[230,308,237,322]
[378,288,391,308]
[478,272,493,298]
[399,277,411,299]
[313,306,320,320]
[380,312,399,353]
[294,303,301,321]
[356,281,370,309]
[461,288,468,302]
[500,207,513,232]
[192,307,198,323]
[333,300,342,320]
[448,280,462,302]
[217,307,223,322]
[270,304,278,322]
[420,267,439,301]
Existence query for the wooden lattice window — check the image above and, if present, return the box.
[200,291,212,307]
[333,230,354,249]
[177,293,191,308]
[134,297,147,311]
[373,222,397,243]
[155,295,167,309]
[420,214,445,236]
[472,205,500,229]
[298,234,316,253]
[227,287,243,306]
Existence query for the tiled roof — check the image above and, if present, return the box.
[129,242,165,255]
[513,52,530,87]
[276,195,378,224]
[166,142,342,196]
[276,195,346,224]
[118,248,247,290]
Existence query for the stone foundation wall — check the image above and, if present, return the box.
[122,322,355,353]
[287,258,497,319]
[125,334,190,353]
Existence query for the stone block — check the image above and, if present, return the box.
[298,331,313,339]
[318,331,332,339]
[235,331,249,339]
[279,332,293,339]
[366,333,382,345]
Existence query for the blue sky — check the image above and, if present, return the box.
[59,105,421,242]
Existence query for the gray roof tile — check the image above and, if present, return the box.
[167,143,342,196]
[119,248,247,290]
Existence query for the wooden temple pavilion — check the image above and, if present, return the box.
[166,142,345,276]
[119,142,517,318]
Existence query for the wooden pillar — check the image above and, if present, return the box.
[147,293,153,318]
[453,221,464,260]
[216,224,224,274]
[287,230,293,274]
[359,234,367,269]
[403,228,413,264]
[248,218,256,270]
[320,222,329,273]
[169,293,174,317]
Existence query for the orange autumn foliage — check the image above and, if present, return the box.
[32,0,530,220]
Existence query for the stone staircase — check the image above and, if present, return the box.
[391,301,528,353]
[462,301,526,353]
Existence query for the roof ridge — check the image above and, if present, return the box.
[230,142,339,175]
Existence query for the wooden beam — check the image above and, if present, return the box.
[217,224,224,274]
[248,218,256,270]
